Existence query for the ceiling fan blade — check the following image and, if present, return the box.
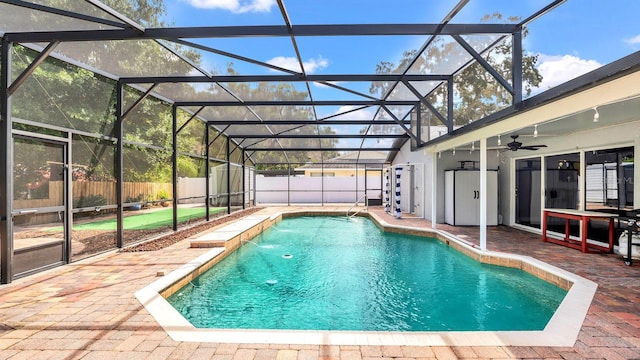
[519,145,546,150]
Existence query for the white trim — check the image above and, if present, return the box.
[431,155,437,229]
[479,138,487,250]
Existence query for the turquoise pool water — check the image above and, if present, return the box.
[167,216,567,331]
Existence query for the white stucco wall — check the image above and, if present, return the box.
[389,142,431,217]
[390,120,640,227]
[391,140,502,223]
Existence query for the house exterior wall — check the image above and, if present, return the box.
[391,140,501,223]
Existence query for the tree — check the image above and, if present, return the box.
[210,66,339,169]
[369,14,542,129]
[7,0,341,176]
[8,0,202,183]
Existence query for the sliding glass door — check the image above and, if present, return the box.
[515,147,635,243]
[515,158,542,228]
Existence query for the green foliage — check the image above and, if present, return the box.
[177,156,199,177]
[5,1,341,178]
[157,189,170,200]
[74,194,107,208]
[125,194,145,203]
[12,46,118,134]
[369,13,542,127]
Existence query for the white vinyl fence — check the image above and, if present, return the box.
[176,164,253,206]
[255,175,382,204]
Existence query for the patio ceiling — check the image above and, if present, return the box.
[0,0,570,163]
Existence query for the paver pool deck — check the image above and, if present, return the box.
[1,206,639,359]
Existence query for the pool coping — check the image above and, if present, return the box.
[135,210,597,346]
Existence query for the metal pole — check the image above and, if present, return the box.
[242,149,246,209]
[64,133,72,263]
[287,163,291,206]
[416,104,422,146]
[0,39,13,283]
[205,124,210,221]
[226,136,231,214]
[321,160,325,206]
[358,163,361,204]
[361,164,365,205]
[172,105,178,230]
[512,29,523,105]
[447,78,454,133]
[115,81,124,248]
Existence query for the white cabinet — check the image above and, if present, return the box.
[444,169,498,226]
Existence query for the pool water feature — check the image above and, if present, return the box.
[167,216,567,332]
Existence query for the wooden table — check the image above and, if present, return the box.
[542,209,617,253]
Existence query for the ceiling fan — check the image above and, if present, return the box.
[504,134,547,151]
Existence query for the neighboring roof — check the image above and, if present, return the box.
[296,150,388,170]
[328,151,389,162]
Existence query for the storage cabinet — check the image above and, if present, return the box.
[444,169,498,226]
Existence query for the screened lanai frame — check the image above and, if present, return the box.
[0,0,568,152]
[0,0,569,283]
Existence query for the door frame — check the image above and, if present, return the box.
[10,130,71,279]
[364,167,383,206]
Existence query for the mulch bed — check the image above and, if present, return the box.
[119,207,264,252]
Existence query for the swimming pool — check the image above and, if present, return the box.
[135,209,597,346]
[167,216,566,332]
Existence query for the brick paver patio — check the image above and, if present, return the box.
[1,206,639,359]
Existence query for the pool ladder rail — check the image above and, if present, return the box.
[347,195,368,218]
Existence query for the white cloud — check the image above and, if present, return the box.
[266,56,329,74]
[325,106,378,149]
[185,0,275,13]
[313,81,342,88]
[330,106,374,121]
[535,54,601,91]
[625,34,640,46]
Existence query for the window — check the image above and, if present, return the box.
[545,153,580,210]
[585,147,634,213]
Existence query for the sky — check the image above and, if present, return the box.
[158,0,640,147]
[161,0,640,88]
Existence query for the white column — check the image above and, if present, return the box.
[579,151,586,211]
[480,138,487,251]
[431,154,437,229]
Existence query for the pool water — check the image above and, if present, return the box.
[167,216,567,331]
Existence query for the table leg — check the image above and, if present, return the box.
[608,217,614,253]
[581,216,589,253]
[542,211,548,242]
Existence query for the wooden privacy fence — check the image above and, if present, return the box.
[14,181,173,209]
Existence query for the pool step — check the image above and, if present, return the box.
[190,215,273,250]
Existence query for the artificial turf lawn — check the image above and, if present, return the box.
[70,207,226,231]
